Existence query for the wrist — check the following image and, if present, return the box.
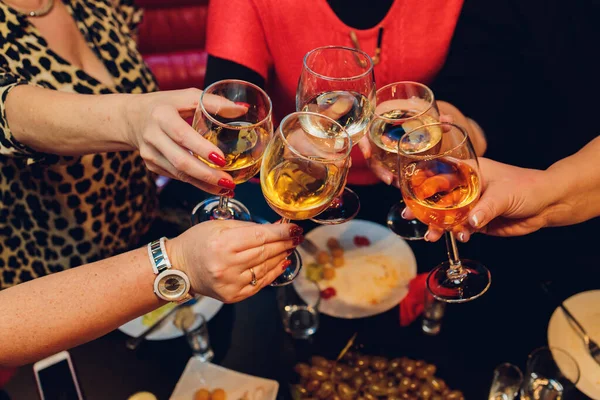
[164,237,189,281]
[534,167,575,228]
[118,93,143,150]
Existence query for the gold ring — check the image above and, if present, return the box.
[249,268,257,286]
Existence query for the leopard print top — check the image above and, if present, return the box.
[0,0,158,288]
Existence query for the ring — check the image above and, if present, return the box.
[249,268,257,286]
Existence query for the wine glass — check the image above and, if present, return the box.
[397,122,491,302]
[190,79,273,224]
[260,112,352,286]
[296,45,376,224]
[366,81,441,240]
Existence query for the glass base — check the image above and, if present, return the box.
[191,197,252,225]
[386,201,428,240]
[310,187,360,225]
[270,250,302,287]
[426,259,491,303]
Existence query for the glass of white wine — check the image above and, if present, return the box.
[367,81,441,240]
[261,112,352,286]
[296,46,376,224]
[191,79,273,223]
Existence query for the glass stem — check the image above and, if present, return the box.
[444,231,468,284]
[280,218,291,224]
[212,195,233,220]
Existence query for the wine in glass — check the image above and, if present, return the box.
[191,79,273,224]
[397,122,491,302]
[261,112,352,286]
[296,45,376,224]
[366,81,441,240]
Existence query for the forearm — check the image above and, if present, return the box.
[5,85,134,156]
[0,247,162,367]
[540,135,600,227]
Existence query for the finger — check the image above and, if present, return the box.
[424,227,444,242]
[229,223,302,252]
[368,158,394,185]
[400,206,416,220]
[146,131,235,190]
[357,135,372,159]
[235,238,297,266]
[143,145,229,195]
[451,225,474,243]
[259,256,295,288]
[439,114,454,124]
[202,92,249,119]
[468,185,511,230]
[237,253,291,298]
[165,88,248,119]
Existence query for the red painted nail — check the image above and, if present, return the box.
[217,178,236,190]
[290,226,303,237]
[292,235,304,246]
[286,249,293,256]
[219,189,235,197]
[209,152,226,167]
[282,259,292,271]
[235,101,250,109]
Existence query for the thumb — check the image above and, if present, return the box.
[468,184,511,229]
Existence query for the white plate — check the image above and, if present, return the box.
[169,359,278,400]
[294,219,417,319]
[547,290,600,399]
[118,296,223,340]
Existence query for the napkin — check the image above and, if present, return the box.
[0,368,16,388]
[399,273,428,326]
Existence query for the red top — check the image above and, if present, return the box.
[207,0,463,184]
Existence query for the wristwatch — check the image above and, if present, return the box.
[147,237,193,303]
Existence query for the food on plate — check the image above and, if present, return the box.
[306,262,324,282]
[193,388,226,400]
[127,392,157,400]
[141,302,176,326]
[330,247,344,258]
[332,255,344,268]
[322,267,336,280]
[316,250,332,265]
[292,352,464,400]
[320,287,337,300]
[353,235,371,247]
[327,237,341,250]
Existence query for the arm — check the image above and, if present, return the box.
[204,56,265,89]
[0,220,302,366]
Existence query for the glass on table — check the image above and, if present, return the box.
[191,79,273,224]
[397,122,491,303]
[296,45,376,224]
[260,111,352,286]
[520,347,580,400]
[277,280,320,339]
[488,363,523,400]
[365,81,441,240]
[421,288,446,336]
[184,313,214,363]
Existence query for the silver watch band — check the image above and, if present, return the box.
[147,237,171,275]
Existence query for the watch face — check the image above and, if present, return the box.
[158,273,187,300]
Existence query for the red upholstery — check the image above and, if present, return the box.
[136,0,209,91]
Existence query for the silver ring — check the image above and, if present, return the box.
[249,268,257,286]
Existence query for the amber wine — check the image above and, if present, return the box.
[403,158,479,229]
[197,121,270,184]
[369,110,440,174]
[302,91,374,142]
[261,158,340,220]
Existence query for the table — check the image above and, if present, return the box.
[4,181,598,399]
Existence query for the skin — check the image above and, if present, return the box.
[0,220,303,367]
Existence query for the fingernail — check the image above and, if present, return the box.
[282,259,292,271]
[293,235,304,246]
[384,174,393,186]
[458,232,465,242]
[235,101,250,109]
[400,207,408,219]
[470,211,485,228]
[286,249,293,256]
[219,189,235,197]
[290,226,303,236]
[209,152,227,167]
[424,231,431,242]
[217,178,236,190]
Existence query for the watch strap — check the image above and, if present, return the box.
[147,237,171,274]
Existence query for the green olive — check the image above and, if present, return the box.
[367,381,388,396]
[305,379,321,393]
[415,360,426,368]
[401,360,416,376]
[408,380,419,392]
[427,377,447,393]
[311,356,331,369]
[336,383,357,400]
[371,356,389,371]
[424,364,437,377]
[355,355,371,369]
[388,358,403,371]
[416,384,434,399]
[398,377,412,393]
[444,390,464,400]
[315,380,335,399]
[310,366,331,381]
[295,363,312,379]
[351,375,365,389]
[414,367,429,380]
[395,371,405,381]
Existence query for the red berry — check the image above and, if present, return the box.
[320,287,337,299]
[353,235,371,246]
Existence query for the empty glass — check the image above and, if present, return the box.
[422,289,446,336]
[185,313,214,362]
[488,363,523,400]
[277,281,320,339]
[521,347,580,400]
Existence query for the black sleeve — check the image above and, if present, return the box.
[204,55,266,89]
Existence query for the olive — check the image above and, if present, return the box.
[339,365,354,380]
[416,384,434,399]
[385,385,400,396]
[398,377,412,393]
[355,355,371,369]
[311,356,331,368]
[388,358,403,371]
[351,375,365,389]
[364,374,377,384]
[315,381,335,399]
[424,364,437,377]
[360,393,377,400]
[371,356,389,371]
[306,379,322,393]
[427,377,447,393]
[375,371,387,380]
[444,390,464,400]
[329,395,342,400]
[362,369,373,378]
[394,371,405,381]
[401,360,416,376]
[408,380,419,392]
[414,367,429,380]
[415,360,426,368]
[291,384,308,398]
[295,363,312,379]
[310,366,331,381]
[431,395,443,400]
[367,381,388,396]
[336,383,357,400]
[352,366,362,375]
[399,357,412,368]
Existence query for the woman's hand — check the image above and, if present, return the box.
[166,220,303,303]
[124,88,248,194]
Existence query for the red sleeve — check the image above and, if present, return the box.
[206,0,271,79]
